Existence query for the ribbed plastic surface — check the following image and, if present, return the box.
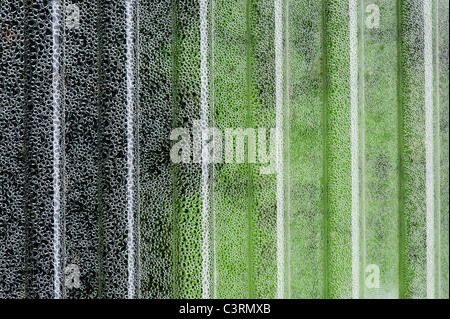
[0,0,448,299]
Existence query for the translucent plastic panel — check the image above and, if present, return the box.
[1,1,55,298]
[0,0,448,299]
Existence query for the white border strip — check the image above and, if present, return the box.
[52,0,62,300]
[275,0,284,299]
[126,0,136,299]
[200,0,210,299]
[349,0,359,299]
[424,0,435,300]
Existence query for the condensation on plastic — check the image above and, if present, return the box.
[0,0,448,299]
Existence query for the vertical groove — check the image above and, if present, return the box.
[23,0,32,299]
[321,0,329,299]
[275,0,284,299]
[96,0,105,299]
[51,0,62,300]
[349,0,359,300]
[170,0,180,299]
[59,0,66,299]
[125,0,136,299]
[245,0,255,299]
[135,0,141,299]
[200,0,211,299]
[357,0,366,299]
[424,0,435,300]
[209,0,217,299]
[397,0,406,300]
[283,0,291,299]
[434,0,441,299]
